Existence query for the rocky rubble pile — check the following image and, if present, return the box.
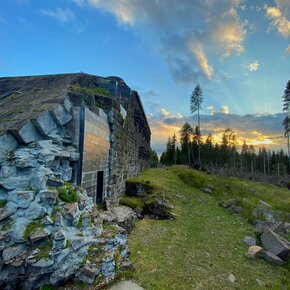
[0,140,130,289]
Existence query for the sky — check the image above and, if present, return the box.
[0,0,290,154]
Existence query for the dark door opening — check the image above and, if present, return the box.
[96,171,104,203]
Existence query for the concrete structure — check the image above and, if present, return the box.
[0,73,151,203]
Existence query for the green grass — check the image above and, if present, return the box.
[171,165,290,223]
[57,183,79,203]
[124,166,289,290]
[0,200,7,208]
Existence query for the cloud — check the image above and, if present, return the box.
[147,108,286,154]
[213,8,246,58]
[75,0,247,83]
[207,105,230,115]
[189,43,214,80]
[248,60,259,72]
[265,3,290,38]
[285,45,290,55]
[41,7,75,24]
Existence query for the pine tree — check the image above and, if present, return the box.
[180,122,193,166]
[190,85,203,165]
[282,80,290,170]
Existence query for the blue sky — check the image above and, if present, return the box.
[0,0,290,153]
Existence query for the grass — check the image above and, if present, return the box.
[57,183,79,203]
[0,200,7,208]
[171,165,290,223]
[123,166,289,290]
[23,221,42,240]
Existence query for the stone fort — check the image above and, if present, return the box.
[0,73,151,203]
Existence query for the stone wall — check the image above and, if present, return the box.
[81,107,110,202]
[96,92,151,202]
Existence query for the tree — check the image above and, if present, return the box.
[282,80,290,170]
[180,122,193,166]
[190,85,203,165]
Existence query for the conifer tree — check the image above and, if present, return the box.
[282,80,290,170]
[190,85,203,165]
[180,122,193,166]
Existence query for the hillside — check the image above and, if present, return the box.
[121,166,290,289]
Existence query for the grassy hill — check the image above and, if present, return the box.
[122,166,290,289]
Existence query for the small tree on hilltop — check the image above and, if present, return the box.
[190,85,203,165]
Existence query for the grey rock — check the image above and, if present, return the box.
[51,105,72,126]
[228,273,236,283]
[0,133,19,154]
[254,220,283,233]
[99,211,118,224]
[260,251,285,266]
[13,148,38,168]
[0,165,17,179]
[3,244,27,263]
[34,111,58,137]
[32,258,54,267]
[0,175,31,191]
[63,203,79,220]
[113,206,136,232]
[8,221,27,242]
[261,229,290,261]
[70,152,80,161]
[29,228,51,243]
[0,202,17,220]
[40,189,58,205]
[47,178,64,187]
[53,247,70,264]
[42,215,54,225]
[243,236,256,246]
[17,199,46,220]
[78,265,99,284]
[108,281,144,290]
[220,199,237,209]
[18,121,42,144]
[70,237,90,251]
[119,261,134,271]
[8,190,34,209]
[59,160,72,181]
[54,230,66,241]
[201,188,212,194]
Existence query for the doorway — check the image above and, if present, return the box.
[96,171,104,203]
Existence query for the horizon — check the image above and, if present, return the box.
[1,0,289,154]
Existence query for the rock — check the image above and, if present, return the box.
[220,199,237,209]
[134,207,143,215]
[260,251,285,266]
[70,237,90,251]
[249,188,257,195]
[261,230,290,261]
[33,111,58,137]
[8,190,34,209]
[243,236,256,246]
[113,206,137,233]
[14,148,38,168]
[228,205,242,214]
[0,203,17,220]
[63,203,79,220]
[17,121,42,144]
[108,281,145,290]
[78,265,99,284]
[201,188,212,194]
[54,230,66,241]
[256,279,265,286]
[29,228,51,243]
[99,211,118,224]
[40,189,58,205]
[119,261,135,271]
[32,258,54,267]
[42,215,54,225]
[254,220,283,233]
[228,273,236,283]
[246,246,263,258]
[51,105,72,126]
[3,244,27,263]
[47,178,64,187]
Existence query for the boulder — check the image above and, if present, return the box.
[254,220,283,233]
[0,203,17,221]
[113,206,136,233]
[246,246,263,259]
[99,211,118,224]
[32,258,54,268]
[78,265,99,284]
[260,251,285,266]
[51,105,72,126]
[63,203,79,220]
[228,273,236,283]
[119,261,134,271]
[3,244,27,264]
[261,229,290,261]
[220,199,237,209]
[16,121,42,144]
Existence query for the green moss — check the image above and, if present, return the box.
[77,213,84,229]
[35,239,53,261]
[70,84,110,96]
[0,200,7,208]
[57,183,79,203]
[120,196,145,209]
[41,285,54,290]
[23,220,43,240]
[66,240,71,248]
[1,218,14,231]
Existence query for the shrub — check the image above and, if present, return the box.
[58,183,79,203]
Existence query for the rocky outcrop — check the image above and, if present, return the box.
[0,128,130,289]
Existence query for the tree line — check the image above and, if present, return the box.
[159,80,290,176]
